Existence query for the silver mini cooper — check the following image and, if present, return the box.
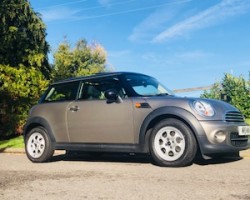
[24,72,250,167]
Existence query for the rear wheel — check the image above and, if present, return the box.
[25,126,54,163]
[150,119,197,167]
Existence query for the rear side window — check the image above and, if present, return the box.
[43,81,79,103]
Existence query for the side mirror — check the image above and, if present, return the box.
[104,89,122,103]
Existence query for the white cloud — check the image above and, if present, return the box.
[141,50,213,68]
[153,0,250,43]
[129,9,175,42]
[40,7,80,22]
[108,50,131,58]
[97,0,122,8]
[98,0,111,6]
[128,0,190,42]
[175,50,212,61]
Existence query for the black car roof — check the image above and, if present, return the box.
[51,71,149,85]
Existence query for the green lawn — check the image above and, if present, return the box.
[0,136,24,149]
[246,118,250,125]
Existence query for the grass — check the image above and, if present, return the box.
[0,136,24,149]
[246,118,250,125]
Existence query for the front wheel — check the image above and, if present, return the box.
[25,126,54,163]
[150,119,197,167]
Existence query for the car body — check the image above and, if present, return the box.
[24,72,250,167]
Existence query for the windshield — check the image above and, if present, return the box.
[125,74,174,96]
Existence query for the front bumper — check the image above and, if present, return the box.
[197,121,250,155]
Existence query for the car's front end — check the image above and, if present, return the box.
[188,99,250,157]
[123,72,250,158]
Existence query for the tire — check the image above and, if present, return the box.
[149,118,197,167]
[25,126,54,163]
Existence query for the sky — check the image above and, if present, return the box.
[29,0,250,97]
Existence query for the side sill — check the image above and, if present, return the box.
[54,143,148,153]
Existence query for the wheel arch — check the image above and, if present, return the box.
[23,117,56,143]
[139,106,206,153]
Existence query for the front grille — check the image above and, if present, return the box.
[225,111,244,122]
[230,132,248,147]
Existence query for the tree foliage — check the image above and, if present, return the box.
[0,65,49,138]
[201,82,221,100]
[201,73,250,118]
[52,39,107,81]
[0,1,109,138]
[0,0,51,138]
[0,0,50,78]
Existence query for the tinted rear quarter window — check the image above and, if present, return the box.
[42,81,79,103]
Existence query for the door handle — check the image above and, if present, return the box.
[69,106,80,112]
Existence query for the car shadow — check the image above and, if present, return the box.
[50,152,243,166]
[51,152,152,164]
[0,145,12,153]
[194,156,243,166]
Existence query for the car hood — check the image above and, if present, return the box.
[143,95,241,121]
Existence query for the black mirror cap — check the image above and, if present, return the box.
[104,89,119,103]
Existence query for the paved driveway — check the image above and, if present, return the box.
[0,153,250,200]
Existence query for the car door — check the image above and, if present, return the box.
[41,81,80,142]
[66,76,135,143]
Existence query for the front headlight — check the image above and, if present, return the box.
[192,100,215,117]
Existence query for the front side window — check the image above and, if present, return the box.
[125,74,174,96]
[78,77,127,100]
[43,81,79,102]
